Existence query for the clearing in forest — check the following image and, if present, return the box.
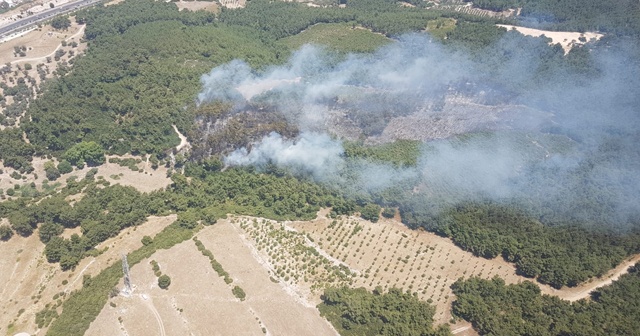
[280,23,391,53]
[497,24,603,54]
[174,0,219,13]
[0,20,85,64]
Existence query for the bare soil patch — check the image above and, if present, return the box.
[218,0,245,9]
[174,0,219,13]
[497,24,603,54]
[86,238,263,336]
[0,21,85,64]
[87,221,336,336]
[97,155,172,193]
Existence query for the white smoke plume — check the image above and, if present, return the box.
[198,35,473,130]
[224,132,343,181]
[199,32,640,230]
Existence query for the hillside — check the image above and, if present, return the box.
[0,1,639,336]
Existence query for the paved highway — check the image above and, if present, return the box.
[0,0,102,39]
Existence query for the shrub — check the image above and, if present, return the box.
[0,225,13,241]
[57,160,73,174]
[232,285,246,300]
[158,274,171,289]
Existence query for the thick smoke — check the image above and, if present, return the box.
[199,33,640,230]
[199,36,474,130]
[225,132,343,180]
[224,131,419,192]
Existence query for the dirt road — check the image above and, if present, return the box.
[540,254,640,301]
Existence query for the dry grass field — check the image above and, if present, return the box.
[0,215,176,336]
[86,220,338,336]
[0,20,86,64]
[174,0,219,13]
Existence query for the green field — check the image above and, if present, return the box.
[425,18,457,39]
[280,22,391,53]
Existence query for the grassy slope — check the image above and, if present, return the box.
[279,22,391,53]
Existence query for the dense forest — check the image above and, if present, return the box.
[318,287,451,336]
[402,202,640,288]
[22,0,281,157]
[451,263,640,335]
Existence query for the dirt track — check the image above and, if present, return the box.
[539,254,640,301]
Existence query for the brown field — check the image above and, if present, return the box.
[86,238,265,336]
[174,0,219,13]
[0,20,85,64]
[0,215,176,336]
[86,220,338,336]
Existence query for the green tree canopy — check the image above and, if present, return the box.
[51,16,71,30]
[64,141,105,166]
[158,274,171,289]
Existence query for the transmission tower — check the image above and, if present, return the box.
[122,254,132,296]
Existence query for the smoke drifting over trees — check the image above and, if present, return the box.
[198,33,640,231]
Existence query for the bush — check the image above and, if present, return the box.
[382,207,396,218]
[158,274,171,289]
[0,225,13,241]
[64,141,105,167]
[141,236,152,246]
[44,160,61,181]
[57,160,73,174]
[232,285,246,301]
[359,204,381,223]
[51,16,71,30]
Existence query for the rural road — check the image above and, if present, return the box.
[0,0,101,39]
[542,254,640,301]
[142,294,167,336]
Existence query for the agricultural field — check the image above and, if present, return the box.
[232,210,533,325]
